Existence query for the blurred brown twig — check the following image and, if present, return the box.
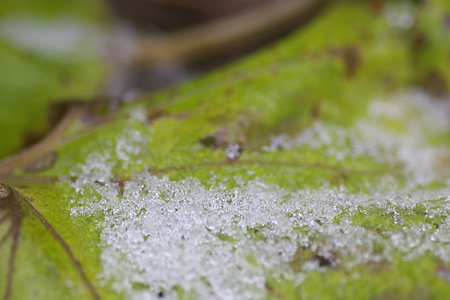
[130,0,329,65]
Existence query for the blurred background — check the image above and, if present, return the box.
[104,0,328,93]
[0,0,449,160]
[0,0,328,160]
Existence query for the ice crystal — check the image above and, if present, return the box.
[69,126,149,194]
[263,90,450,186]
[71,171,450,299]
[225,143,241,160]
[115,128,147,167]
[70,91,450,299]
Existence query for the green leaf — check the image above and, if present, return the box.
[1,1,450,299]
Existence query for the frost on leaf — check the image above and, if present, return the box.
[69,126,149,194]
[70,173,450,300]
[263,90,450,186]
[69,91,450,299]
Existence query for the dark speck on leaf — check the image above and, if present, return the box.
[444,14,450,29]
[331,46,360,77]
[311,103,321,119]
[422,70,448,96]
[146,109,165,123]
[23,152,58,172]
[81,100,115,124]
[199,135,217,148]
[315,255,334,267]
[412,33,427,51]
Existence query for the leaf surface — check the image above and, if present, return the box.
[1,1,450,299]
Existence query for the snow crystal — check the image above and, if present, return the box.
[115,128,147,167]
[71,171,450,299]
[225,143,241,160]
[263,90,450,186]
[69,126,149,194]
[69,90,450,299]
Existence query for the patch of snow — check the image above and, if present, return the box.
[69,126,149,194]
[71,169,450,299]
[263,90,450,186]
[69,90,450,299]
